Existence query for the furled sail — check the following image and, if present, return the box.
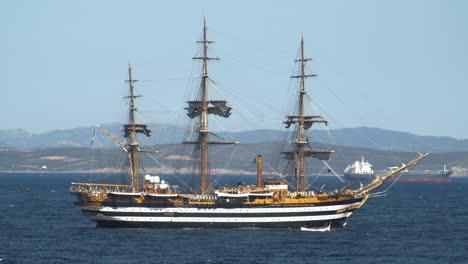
[123,124,151,137]
[284,115,328,130]
[282,149,333,161]
[185,100,232,118]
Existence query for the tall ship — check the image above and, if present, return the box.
[70,19,427,229]
[344,157,451,182]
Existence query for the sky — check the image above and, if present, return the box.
[2,0,468,139]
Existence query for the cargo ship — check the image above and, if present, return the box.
[69,19,427,229]
[344,157,451,182]
[343,156,375,179]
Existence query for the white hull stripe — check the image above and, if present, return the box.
[90,212,353,223]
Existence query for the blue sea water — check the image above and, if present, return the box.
[0,173,467,264]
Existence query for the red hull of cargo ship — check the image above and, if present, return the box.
[388,178,450,182]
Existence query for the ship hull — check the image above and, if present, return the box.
[343,173,376,181]
[79,198,363,229]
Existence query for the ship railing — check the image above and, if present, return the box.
[69,182,133,195]
[288,191,316,198]
[179,194,216,202]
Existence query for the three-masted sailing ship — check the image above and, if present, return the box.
[70,19,427,229]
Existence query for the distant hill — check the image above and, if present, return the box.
[0,142,466,175]
[0,124,467,153]
[225,127,468,153]
[0,129,32,148]
[309,127,468,153]
[0,123,185,149]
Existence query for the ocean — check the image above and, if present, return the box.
[0,173,467,264]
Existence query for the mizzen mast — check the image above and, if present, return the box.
[283,36,332,192]
[185,18,236,194]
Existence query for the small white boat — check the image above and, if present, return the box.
[301,224,331,232]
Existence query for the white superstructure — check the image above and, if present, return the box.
[344,156,375,175]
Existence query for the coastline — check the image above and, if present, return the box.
[1,167,467,177]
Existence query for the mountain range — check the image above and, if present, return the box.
[0,123,467,175]
[1,123,467,153]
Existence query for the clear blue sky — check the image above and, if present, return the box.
[2,0,468,138]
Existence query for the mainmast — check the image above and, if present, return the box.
[185,18,236,194]
[283,36,331,192]
[198,18,211,194]
[124,64,151,192]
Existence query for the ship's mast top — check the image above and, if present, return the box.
[295,35,316,145]
[197,17,219,133]
[126,65,138,145]
[125,64,140,191]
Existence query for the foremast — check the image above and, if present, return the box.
[69,65,152,198]
[283,36,332,192]
[184,18,237,194]
[124,64,152,192]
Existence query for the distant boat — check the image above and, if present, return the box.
[344,158,451,182]
[379,165,452,182]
